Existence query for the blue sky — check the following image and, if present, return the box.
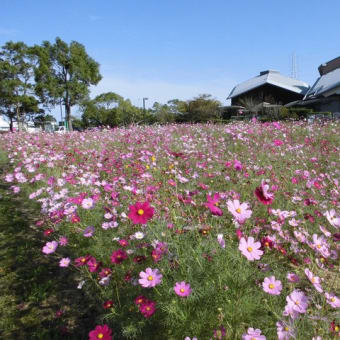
[1,0,340,117]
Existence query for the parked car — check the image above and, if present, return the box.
[56,126,67,134]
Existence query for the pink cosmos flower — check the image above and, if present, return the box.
[312,234,330,258]
[283,304,300,320]
[286,290,309,314]
[81,197,94,209]
[304,268,323,293]
[42,241,58,254]
[174,281,192,297]
[325,292,340,308]
[227,199,252,224]
[262,276,282,295]
[88,324,112,340]
[217,234,225,248]
[83,226,95,237]
[325,209,340,228]
[59,257,71,267]
[255,180,274,205]
[239,237,263,261]
[204,193,223,216]
[276,320,295,340]
[138,268,162,288]
[287,273,300,283]
[59,236,68,246]
[242,327,266,340]
[128,201,154,224]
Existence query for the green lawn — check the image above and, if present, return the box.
[0,155,94,339]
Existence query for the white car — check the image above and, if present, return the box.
[56,126,67,134]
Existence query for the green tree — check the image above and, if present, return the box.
[151,102,176,123]
[81,92,143,127]
[33,37,102,131]
[33,113,56,131]
[0,41,40,131]
[177,94,222,123]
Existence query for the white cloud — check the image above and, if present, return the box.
[90,76,234,108]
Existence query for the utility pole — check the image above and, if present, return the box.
[143,97,148,114]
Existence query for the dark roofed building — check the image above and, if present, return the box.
[227,70,309,106]
[286,56,340,114]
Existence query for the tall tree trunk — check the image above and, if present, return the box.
[16,105,22,131]
[9,117,13,133]
[65,103,73,131]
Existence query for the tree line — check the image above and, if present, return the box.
[0,38,222,131]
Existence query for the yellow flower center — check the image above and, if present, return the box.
[147,275,153,281]
[236,208,241,213]
[269,284,275,289]
[98,333,104,339]
[295,300,300,305]
[331,297,336,302]
[180,288,185,293]
[335,326,339,332]
[311,278,316,283]
[317,244,321,249]
[137,209,144,215]
[284,327,289,331]
[247,247,253,252]
[146,306,151,311]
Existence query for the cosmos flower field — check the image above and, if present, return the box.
[1,121,340,339]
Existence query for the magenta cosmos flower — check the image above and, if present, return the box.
[204,193,223,216]
[239,237,263,261]
[254,180,274,205]
[88,324,112,340]
[139,300,156,318]
[128,201,154,224]
[227,199,252,224]
[242,327,266,340]
[174,281,192,297]
[111,249,128,264]
[138,268,162,288]
[262,276,282,295]
[42,241,58,254]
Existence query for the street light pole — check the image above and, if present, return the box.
[143,97,148,114]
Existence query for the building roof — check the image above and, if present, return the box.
[227,70,309,99]
[304,66,340,99]
[318,56,340,76]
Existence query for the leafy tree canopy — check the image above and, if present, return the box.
[32,37,102,131]
[80,92,144,127]
[0,41,40,131]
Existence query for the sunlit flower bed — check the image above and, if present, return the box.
[1,121,340,339]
